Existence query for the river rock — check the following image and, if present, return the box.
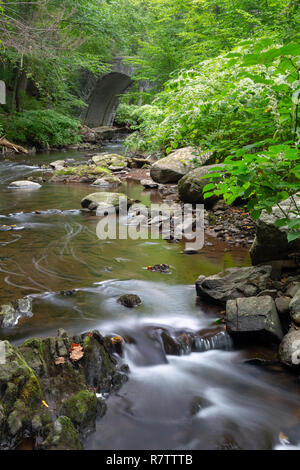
[81,192,130,213]
[275,296,291,317]
[226,296,283,343]
[8,181,41,190]
[289,290,300,325]
[141,179,159,189]
[150,147,212,184]
[91,175,121,187]
[92,153,127,170]
[178,164,223,204]
[92,126,118,141]
[50,160,66,171]
[117,294,142,308]
[196,265,272,305]
[250,196,300,265]
[279,328,300,367]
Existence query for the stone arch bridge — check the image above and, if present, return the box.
[81,57,145,128]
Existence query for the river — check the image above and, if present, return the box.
[0,143,299,450]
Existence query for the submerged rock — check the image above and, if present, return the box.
[117,294,142,308]
[8,181,41,190]
[147,264,171,274]
[196,265,272,305]
[0,297,33,328]
[150,147,212,184]
[178,164,223,204]
[279,328,300,367]
[250,196,300,265]
[226,296,283,344]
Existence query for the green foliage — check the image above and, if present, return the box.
[0,110,81,148]
[129,0,300,89]
[202,145,300,241]
[124,37,300,156]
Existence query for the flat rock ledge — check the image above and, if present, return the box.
[196,265,273,305]
[0,329,128,450]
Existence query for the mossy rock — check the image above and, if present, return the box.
[19,335,87,411]
[1,330,128,449]
[55,165,110,178]
[60,390,98,438]
[0,341,51,449]
[92,153,127,170]
[40,416,83,450]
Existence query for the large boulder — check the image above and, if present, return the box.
[0,341,51,449]
[150,147,212,184]
[279,329,300,367]
[92,153,127,171]
[250,196,300,265]
[0,329,128,449]
[196,265,272,305]
[226,296,283,343]
[178,164,223,204]
[81,192,130,213]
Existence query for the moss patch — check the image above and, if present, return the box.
[56,165,110,177]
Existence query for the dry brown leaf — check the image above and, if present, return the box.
[55,357,65,365]
[70,343,84,362]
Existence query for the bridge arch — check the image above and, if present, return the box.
[82,71,133,128]
[81,57,136,128]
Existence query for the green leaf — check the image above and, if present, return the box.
[287,232,300,243]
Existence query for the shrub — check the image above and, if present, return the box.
[0,109,81,148]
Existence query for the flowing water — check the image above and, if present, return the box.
[0,143,299,450]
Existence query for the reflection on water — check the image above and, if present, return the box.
[0,147,299,450]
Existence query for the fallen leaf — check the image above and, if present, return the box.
[111,335,124,345]
[279,432,290,445]
[69,343,84,362]
[55,357,65,365]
